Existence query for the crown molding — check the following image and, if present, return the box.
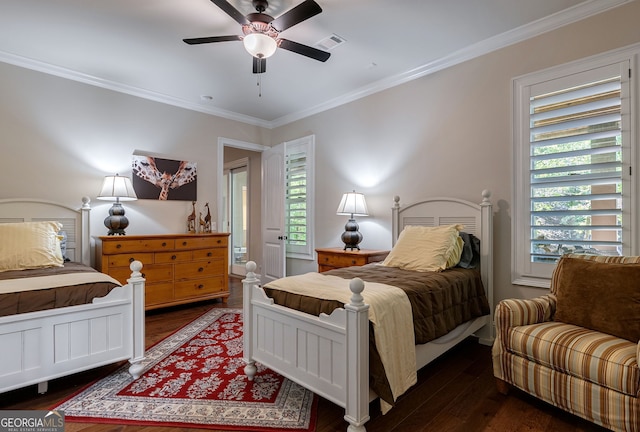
[0,0,630,130]
[0,50,272,129]
[270,0,632,128]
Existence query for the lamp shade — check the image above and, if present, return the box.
[97,174,137,201]
[336,191,368,217]
[243,33,277,58]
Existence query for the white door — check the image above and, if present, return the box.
[261,143,286,283]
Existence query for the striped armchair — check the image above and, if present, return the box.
[492,254,640,432]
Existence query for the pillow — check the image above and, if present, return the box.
[446,235,464,268]
[457,232,480,269]
[0,221,64,272]
[553,256,640,343]
[58,230,70,262]
[381,224,463,272]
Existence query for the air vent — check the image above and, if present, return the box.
[316,33,346,51]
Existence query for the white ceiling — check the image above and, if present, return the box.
[0,0,628,127]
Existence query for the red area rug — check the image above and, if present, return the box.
[54,308,317,431]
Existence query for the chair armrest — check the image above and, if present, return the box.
[495,295,556,328]
[493,295,556,352]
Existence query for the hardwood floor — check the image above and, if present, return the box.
[0,276,610,432]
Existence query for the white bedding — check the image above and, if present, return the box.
[264,272,417,408]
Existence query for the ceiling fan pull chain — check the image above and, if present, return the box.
[257,74,262,97]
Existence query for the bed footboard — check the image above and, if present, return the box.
[0,261,146,394]
[242,261,370,432]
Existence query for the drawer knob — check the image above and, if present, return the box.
[183,241,188,246]
[207,252,212,257]
[171,255,177,260]
[198,267,204,272]
[162,242,167,247]
[352,260,356,264]
[197,284,204,289]
[217,239,221,244]
[116,244,122,249]
[324,257,329,262]
[129,257,134,263]
[141,273,146,278]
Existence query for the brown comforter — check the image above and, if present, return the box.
[0,262,120,317]
[263,264,490,405]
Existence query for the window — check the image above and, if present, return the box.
[513,50,635,288]
[285,135,315,259]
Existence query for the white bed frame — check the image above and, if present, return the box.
[0,197,146,394]
[242,191,494,431]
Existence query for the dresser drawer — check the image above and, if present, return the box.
[154,250,193,264]
[105,252,154,267]
[174,236,228,250]
[174,259,224,280]
[110,263,173,284]
[319,254,368,268]
[192,248,226,260]
[102,238,175,254]
[145,282,174,306]
[174,277,226,299]
[141,264,174,283]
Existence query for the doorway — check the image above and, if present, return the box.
[224,159,248,275]
[218,137,269,278]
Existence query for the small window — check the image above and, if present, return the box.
[513,52,634,288]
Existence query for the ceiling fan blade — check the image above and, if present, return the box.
[209,0,250,25]
[183,35,241,45]
[278,38,330,62]
[270,0,322,32]
[253,56,267,74]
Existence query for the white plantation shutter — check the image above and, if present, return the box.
[513,55,633,287]
[285,136,315,259]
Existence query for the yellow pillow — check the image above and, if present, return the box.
[0,221,64,272]
[446,235,464,268]
[382,224,463,272]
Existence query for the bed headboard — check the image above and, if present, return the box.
[0,197,92,266]
[391,190,494,340]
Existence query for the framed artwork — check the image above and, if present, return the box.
[132,155,197,201]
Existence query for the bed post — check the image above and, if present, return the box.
[391,196,400,246]
[344,277,370,432]
[478,189,494,343]
[80,196,91,266]
[242,261,259,380]
[127,260,146,378]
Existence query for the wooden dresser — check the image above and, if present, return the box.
[315,247,390,272]
[96,233,229,310]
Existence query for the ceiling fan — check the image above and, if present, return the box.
[183,0,331,74]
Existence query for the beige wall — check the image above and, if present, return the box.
[0,62,266,241]
[1,1,639,306]
[270,1,640,298]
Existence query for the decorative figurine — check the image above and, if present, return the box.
[203,202,212,233]
[187,201,196,233]
[198,210,206,233]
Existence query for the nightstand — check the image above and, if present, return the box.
[315,247,390,272]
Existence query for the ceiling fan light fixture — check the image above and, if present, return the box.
[243,33,277,58]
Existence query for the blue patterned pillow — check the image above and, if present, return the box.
[59,230,70,262]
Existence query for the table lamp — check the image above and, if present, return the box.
[336,191,368,250]
[97,174,137,235]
